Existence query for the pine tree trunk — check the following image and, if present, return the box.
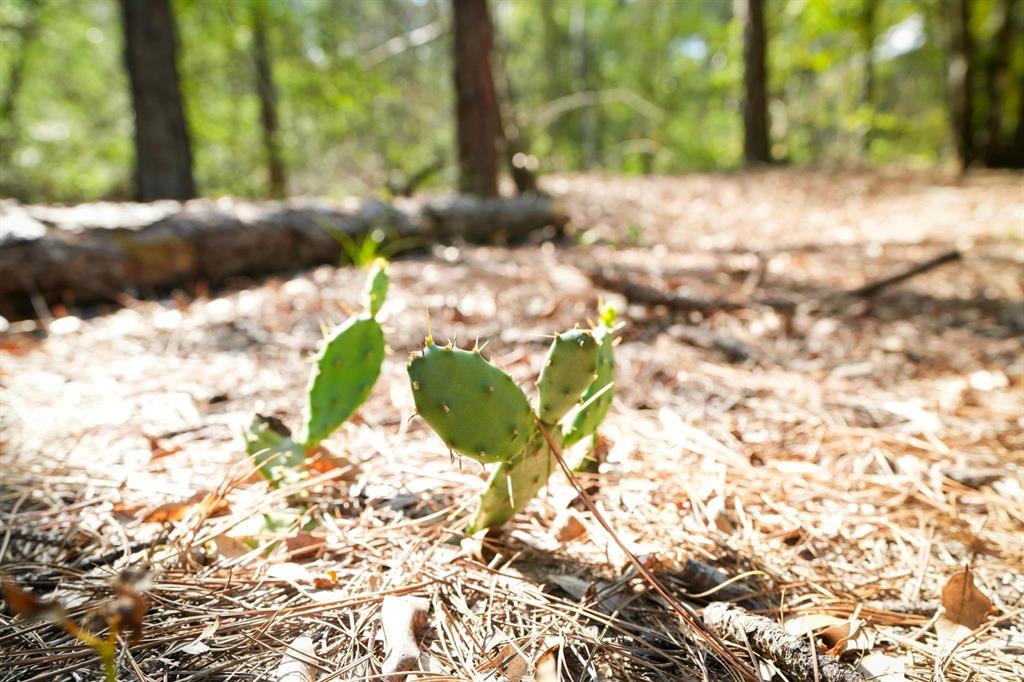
[252,0,286,198]
[860,0,877,156]
[948,0,975,171]
[120,0,196,201]
[452,0,500,197]
[983,0,1018,166]
[739,0,772,165]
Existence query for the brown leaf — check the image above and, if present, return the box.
[143,491,230,523]
[935,566,994,644]
[284,532,325,561]
[550,509,587,542]
[3,581,57,618]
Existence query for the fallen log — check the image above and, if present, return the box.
[703,602,866,682]
[0,194,567,320]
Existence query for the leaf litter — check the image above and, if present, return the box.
[1,170,1021,680]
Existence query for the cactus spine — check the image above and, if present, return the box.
[408,306,617,530]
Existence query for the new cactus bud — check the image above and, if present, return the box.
[536,329,599,424]
[408,342,535,464]
[303,315,385,450]
[363,257,389,318]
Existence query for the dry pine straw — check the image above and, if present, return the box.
[1,172,1022,680]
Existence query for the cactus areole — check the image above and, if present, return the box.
[408,343,535,464]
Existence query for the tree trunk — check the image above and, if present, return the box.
[251,0,286,198]
[860,0,877,156]
[491,31,539,194]
[571,3,599,169]
[983,0,1018,166]
[947,0,975,171]
[120,0,196,201]
[739,0,772,165]
[452,0,500,197]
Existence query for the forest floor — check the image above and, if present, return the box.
[1,169,1022,681]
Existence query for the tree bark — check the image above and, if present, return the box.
[860,0,877,156]
[251,0,286,198]
[947,0,975,171]
[452,0,500,197]
[739,0,772,165]
[983,0,1018,166]
[120,0,196,201]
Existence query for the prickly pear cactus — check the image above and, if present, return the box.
[303,315,385,449]
[409,307,617,532]
[536,329,599,424]
[468,431,554,533]
[243,414,306,487]
[408,343,535,463]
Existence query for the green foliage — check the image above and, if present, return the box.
[408,308,618,531]
[1,0,1004,201]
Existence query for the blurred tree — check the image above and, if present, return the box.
[0,0,43,162]
[947,0,975,170]
[250,0,285,198]
[983,0,1019,166]
[860,0,878,155]
[120,0,195,200]
[739,0,772,164]
[452,0,500,196]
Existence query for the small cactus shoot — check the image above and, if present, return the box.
[363,257,389,318]
[536,329,599,424]
[243,414,306,487]
[303,315,385,450]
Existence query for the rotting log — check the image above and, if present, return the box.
[0,194,566,320]
[703,602,866,682]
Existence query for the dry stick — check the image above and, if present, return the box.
[536,424,762,682]
[380,595,430,681]
[703,603,865,682]
[846,249,961,298]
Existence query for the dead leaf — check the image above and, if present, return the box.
[213,534,251,559]
[380,595,429,681]
[284,532,325,561]
[935,566,994,644]
[275,635,317,682]
[145,433,183,460]
[550,509,587,542]
[534,639,561,681]
[857,651,906,681]
[143,491,230,523]
[3,581,58,618]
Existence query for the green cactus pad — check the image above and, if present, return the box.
[408,343,535,464]
[363,258,389,318]
[243,414,306,487]
[536,329,599,424]
[562,328,615,448]
[303,315,385,449]
[467,434,555,532]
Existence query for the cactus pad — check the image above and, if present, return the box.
[303,315,385,449]
[536,329,599,424]
[363,258,389,318]
[467,433,554,532]
[408,343,535,463]
[243,414,306,487]
[562,328,615,448]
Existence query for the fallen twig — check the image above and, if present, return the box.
[846,249,961,298]
[703,602,866,682]
[380,595,430,681]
